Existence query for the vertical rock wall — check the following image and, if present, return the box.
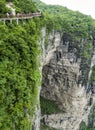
[32,28,46,130]
[32,28,94,130]
[41,30,94,130]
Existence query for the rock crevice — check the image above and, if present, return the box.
[41,30,94,130]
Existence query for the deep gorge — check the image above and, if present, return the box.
[39,29,95,130]
[1,0,95,130]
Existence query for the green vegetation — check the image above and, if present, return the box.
[90,65,95,82]
[0,0,38,17]
[41,124,57,130]
[80,42,93,85]
[79,121,92,130]
[40,97,63,115]
[34,0,95,85]
[89,65,95,93]
[34,0,95,34]
[0,0,43,129]
[0,19,42,130]
[0,0,10,17]
[13,0,38,13]
[79,104,95,130]
[1,0,95,130]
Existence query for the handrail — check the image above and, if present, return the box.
[0,12,41,21]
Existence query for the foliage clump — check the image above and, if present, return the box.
[90,65,95,82]
[0,13,43,130]
[0,1,42,130]
[0,0,38,17]
[0,0,11,17]
[79,104,95,130]
[34,0,95,85]
[40,97,63,115]
[41,124,57,130]
[13,0,38,13]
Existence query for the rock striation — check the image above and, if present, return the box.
[41,30,94,130]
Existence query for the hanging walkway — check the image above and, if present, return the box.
[0,12,41,24]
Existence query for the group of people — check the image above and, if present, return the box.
[6,12,41,18]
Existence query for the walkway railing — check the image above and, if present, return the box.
[0,12,41,24]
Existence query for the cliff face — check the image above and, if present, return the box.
[40,29,95,130]
[32,87,41,130]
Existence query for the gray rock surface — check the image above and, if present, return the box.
[41,30,94,130]
[32,28,94,130]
